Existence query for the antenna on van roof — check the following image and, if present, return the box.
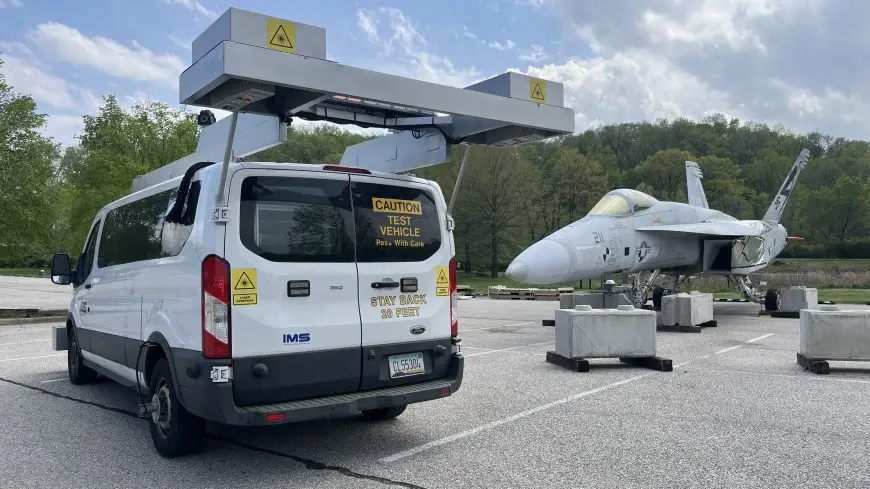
[134,7,575,214]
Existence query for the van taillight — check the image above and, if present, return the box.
[202,255,231,359]
[449,257,458,337]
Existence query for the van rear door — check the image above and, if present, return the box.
[349,174,454,391]
[224,169,362,405]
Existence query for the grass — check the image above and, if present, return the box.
[768,259,870,272]
[711,289,869,304]
[0,268,47,278]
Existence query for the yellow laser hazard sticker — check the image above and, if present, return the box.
[530,77,547,104]
[232,268,257,292]
[435,266,449,297]
[372,197,422,216]
[232,268,258,306]
[266,17,296,53]
[233,294,258,306]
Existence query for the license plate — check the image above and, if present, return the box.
[388,352,425,378]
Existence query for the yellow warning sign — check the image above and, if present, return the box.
[233,294,258,306]
[435,266,449,286]
[232,268,257,292]
[266,17,296,53]
[530,78,547,104]
[372,197,423,215]
[436,286,449,297]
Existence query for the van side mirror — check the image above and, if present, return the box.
[51,253,73,285]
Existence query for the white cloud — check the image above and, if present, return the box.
[356,9,379,44]
[355,7,482,88]
[519,45,548,62]
[517,49,741,130]
[509,0,870,139]
[168,34,193,52]
[488,40,516,51]
[27,22,186,88]
[0,0,23,7]
[41,115,84,148]
[165,0,218,19]
[0,50,99,113]
[461,26,478,40]
[516,0,547,7]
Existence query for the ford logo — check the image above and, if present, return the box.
[410,326,426,335]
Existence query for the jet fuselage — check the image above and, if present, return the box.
[506,199,787,285]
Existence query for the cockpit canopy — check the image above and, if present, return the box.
[586,189,658,217]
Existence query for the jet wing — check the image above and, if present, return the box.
[637,221,763,237]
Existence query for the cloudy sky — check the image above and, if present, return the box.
[0,0,866,148]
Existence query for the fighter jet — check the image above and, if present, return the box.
[505,148,811,310]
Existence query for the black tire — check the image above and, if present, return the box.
[361,405,407,421]
[765,289,780,311]
[652,286,665,310]
[68,326,98,385]
[148,358,205,458]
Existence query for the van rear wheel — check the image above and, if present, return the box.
[361,405,407,421]
[148,358,205,458]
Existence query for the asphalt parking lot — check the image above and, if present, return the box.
[3,292,870,488]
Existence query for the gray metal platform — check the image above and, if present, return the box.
[177,8,573,173]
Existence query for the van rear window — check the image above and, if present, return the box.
[352,181,442,262]
[239,176,355,263]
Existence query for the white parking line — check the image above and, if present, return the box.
[463,341,553,358]
[0,353,64,362]
[715,333,774,355]
[459,321,536,333]
[380,332,776,463]
[380,372,656,463]
[40,377,68,384]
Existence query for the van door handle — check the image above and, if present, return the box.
[85,283,93,289]
[371,280,400,289]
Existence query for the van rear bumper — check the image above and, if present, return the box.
[175,351,464,426]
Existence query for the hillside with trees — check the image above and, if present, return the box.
[1,60,869,275]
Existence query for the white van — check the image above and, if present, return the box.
[50,161,464,458]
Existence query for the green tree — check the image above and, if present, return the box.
[0,58,60,264]
[62,96,198,251]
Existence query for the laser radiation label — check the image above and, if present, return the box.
[232,268,258,305]
[266,17,296,53]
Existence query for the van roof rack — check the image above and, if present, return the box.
[133,7,575,215]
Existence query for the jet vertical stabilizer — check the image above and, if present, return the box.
[685,161,709,209]
[762,148,810,224]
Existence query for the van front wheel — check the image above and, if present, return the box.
[68,327,98,385]
[361,405,407,421]
[148,358,205,458]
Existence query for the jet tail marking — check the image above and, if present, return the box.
[762,148,810,224]
[685,161,709,209]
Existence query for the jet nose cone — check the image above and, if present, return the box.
[506,239,572,284]
[505,260,527,282]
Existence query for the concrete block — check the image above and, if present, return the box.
[560,292,631,310]
[554,304,657,358]
[800,306,870,361]
[52,325,68,351]
[781,286,819,312]
[659,292,713,327]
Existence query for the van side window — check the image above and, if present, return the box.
[80,220,101,282]
[98,186,197,268]
[239,176,355,263]
[352,182,442,263]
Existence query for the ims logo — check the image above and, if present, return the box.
[282,333,311,344]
